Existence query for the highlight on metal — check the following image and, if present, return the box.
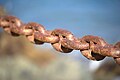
[0,15,120,65]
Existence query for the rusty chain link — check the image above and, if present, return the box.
[0,15,120,65]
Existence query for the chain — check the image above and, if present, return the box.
[0,15,120,65]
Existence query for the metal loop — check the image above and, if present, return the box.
[0,16,22,28]
[51,29,74,53]
[23,22,59,44]
[114,42,120,65]
[61,38,89,50]
[80,35,106,61]
[0,16,23,36]
[34,31,59,44]
[23,22,46,44]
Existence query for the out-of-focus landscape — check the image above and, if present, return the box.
[0,0,120,80]
[0,6,91,80]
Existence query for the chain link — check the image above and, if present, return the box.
[0,15,120,65]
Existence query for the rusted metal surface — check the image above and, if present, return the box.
[0,15,120,65]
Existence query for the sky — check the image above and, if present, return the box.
[0,0,120,67]
[0,0,120,42]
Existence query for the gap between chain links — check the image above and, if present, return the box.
[0,15,120,65]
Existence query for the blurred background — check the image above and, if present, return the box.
[0,0,120,80]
